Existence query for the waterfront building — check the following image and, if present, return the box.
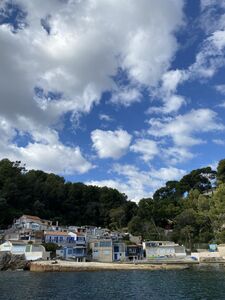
[90,239,127,262]
[126,245,143,261]
[113,242,126,261]
[44,231,71,244]
[0,240,50,260]
[45,231,87,261]
[143,241,186,259]
[56,246,86,261]
[90,239,113,262]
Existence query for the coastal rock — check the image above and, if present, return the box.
[0,252,28,271]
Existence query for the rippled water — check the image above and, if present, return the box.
[1,266,225,300]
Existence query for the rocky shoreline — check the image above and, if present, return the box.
[0,252,29,271]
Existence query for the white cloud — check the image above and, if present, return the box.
[99,114,114,122]
[130,139,158,161]
[209,160,219,171]
[149,109,224,147]
[162,146,194,164]
[91,129,132,159]
[149,69,188,114]
[0,116,92,174]
[212,139,225,145]
[151,166,186,181]
[161,69,188,94]
[0,0,184,125]
[87,163,186,201]
[0,0,185,174]
[215,84,225,95]
[149,95,186,114]
[110,87,142,107]
[201,0,225,10]
[189,28,225,79]
[218,101,225,108]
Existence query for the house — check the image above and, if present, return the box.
[44,231,86,245]
[143,241,186,259]
[45,231,87,261]
[126,245,143,261]
[14,215,52,231]
[56,246,86,261]
[0,241,50,260]
[90,239,113,262]
[90,239,127,262]
[86,227,111,242]
[113,242,126,261]
[44,231,70,244]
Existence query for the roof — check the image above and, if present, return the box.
[44,231,68,236]
[21,215,41,221]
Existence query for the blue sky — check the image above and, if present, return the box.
[0,0,225,201]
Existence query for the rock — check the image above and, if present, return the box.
[0,252,28,271]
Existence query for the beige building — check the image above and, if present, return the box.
[90,239,113,262]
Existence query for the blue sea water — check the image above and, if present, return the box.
[0,266,225,300]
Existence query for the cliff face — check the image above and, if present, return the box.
[0,252,29,271]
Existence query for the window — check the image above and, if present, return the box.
[67,249,73,255]
[100,241,112,247]
[114,246,119,252]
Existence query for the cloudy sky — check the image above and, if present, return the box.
[0,0,225,201]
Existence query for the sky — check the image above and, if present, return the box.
[0,0,225,201]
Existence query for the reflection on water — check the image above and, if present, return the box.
[1,268,225,300]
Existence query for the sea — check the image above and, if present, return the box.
[0,265,225,300]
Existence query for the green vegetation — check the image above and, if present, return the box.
[1,158,225,248]
[0,158,136,229]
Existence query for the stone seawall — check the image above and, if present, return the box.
[30,261,190,272]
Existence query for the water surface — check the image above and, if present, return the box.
[0,266,225,300]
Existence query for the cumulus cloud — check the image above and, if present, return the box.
[162,146,194,165]
[148,109,224,147]
[87,163,185,201]
[150,166,186,181]
[149,69,188,114]
[110,87,142,107]
[149,95,186,115]
[0,117,92,174]
[130,139,158,161]
[91,129,132,159]
[0,0,185,174]
[0,0,184,123]
[150,4,225,116]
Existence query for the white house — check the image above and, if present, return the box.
[143,241,186,259]
[0,241,50,261]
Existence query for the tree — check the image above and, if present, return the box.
[217,159,225,185]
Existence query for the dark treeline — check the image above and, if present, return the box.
[1,158,225,248]
[0,159,137,229]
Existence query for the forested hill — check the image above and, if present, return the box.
[0,159,137,229]
[1,158,225,247]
